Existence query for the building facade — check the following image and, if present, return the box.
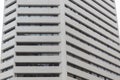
[1,0,120,80]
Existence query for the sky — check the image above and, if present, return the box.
[0,0,120,53]
[115,0,120,33]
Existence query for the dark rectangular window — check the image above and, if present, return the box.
[15,73,59,77]
[16,63,59,66]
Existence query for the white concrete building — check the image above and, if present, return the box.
[0,0,120,80]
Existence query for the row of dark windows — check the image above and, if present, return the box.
[82,0,116,21]
[3,36,15,43]
[102,0,115,9]
[16,52,59,56]
[67,51,120,76]
[3,23,60,55]
[67,62,112,80]
[4,0,16,44]
[2,46,14,53]
[5,0,16,9]
[3,26,15,35]
[66,14,120,53]
[5,0,16,28]
[15,73,60,77]
[68,73,88,80]
[16,42,59,46]
[1,66,13,73]
[65,6,119,45]
[88,1,117,30]
[3,3,60,57]
[18,14,59,17]
[3,19,15,53]
[110,0,114,3]
[64,8,120,74]
[18,5,59,8]
[2,42,59,54]
[17,33,59,36]
[66,41,120,76]
[5,9,16,17]
[4,18,16,25]
[66,19,120,60]
[1,52,59,63]
[66,22,120,57]
[2,55,14,63]
[17,23,59,27]
[69,0,117,32]
[64,12,120,65]
[67,31,120,62]
[92,0,115,16]
[66,32,120,70]
[3,26,59,45]
[67,0,118,38]
[5,11,59,26]
[1,76,13,80]
[16,63,59,66]
[70,0,116,24]
[17,22,59,27]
